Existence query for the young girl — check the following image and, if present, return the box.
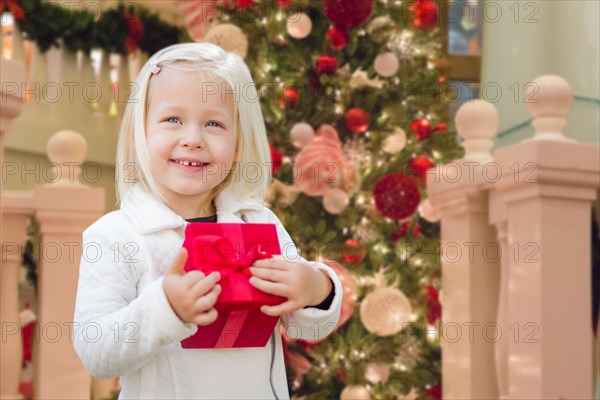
[73,43,342,399]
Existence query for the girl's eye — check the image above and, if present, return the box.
[166,117,181,124]
[207,121,223,128]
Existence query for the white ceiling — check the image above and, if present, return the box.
[132,0,186,27]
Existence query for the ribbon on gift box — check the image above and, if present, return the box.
[192,235,273,279]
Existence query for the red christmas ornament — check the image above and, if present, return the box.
[324,0,373,28]
[269,144,283,176]
[345,108,370,133]
[326,27,349,50]
[316,54,338,76]
[432,122,448,133]
[390,221,421,244]
[276,0,291,8]
[410,118,432,140]
[422,383,442,400]
[425,285,442,324]
[279,87,299,109]
[437,75,447,83]
[411,0,439,29]
[342,239,366,264]
[124,11,145,53]
[373,173,421,220]
[411,155,435,182]
[235,0,255,9]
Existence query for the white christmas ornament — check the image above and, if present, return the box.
[368,15,393,33]
[286,12,312,39]
[323,188,349,214]
[204,24,248,59]
[349,68,384,89]
[382,128,407,154]
[364,362,390,384]
[419,199,440,222]
[340,385,371,400]
[360,287,412,336]
[374,52,399,77]
[290,122,315,148]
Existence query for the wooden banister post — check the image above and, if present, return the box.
[492,75,600,399]
[426,99,501,399]
[0,57,27,400]
[32,130,104,399]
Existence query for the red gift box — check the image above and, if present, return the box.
[180,222,286,349]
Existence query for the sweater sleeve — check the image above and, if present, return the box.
[72,225,198,378]
[263,208,343,342]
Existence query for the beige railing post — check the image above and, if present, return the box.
[491,75,600,399]
[426,100,501,399]
[0,57,27,400]
[32,130,104,399]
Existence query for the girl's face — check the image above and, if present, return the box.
[145,67,237,217]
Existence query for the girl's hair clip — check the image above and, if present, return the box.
[150,63,161,75]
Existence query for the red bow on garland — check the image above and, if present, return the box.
[0,0,25,21]
[124,10,144,53]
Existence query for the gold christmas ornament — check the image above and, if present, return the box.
[286,12,312,39]
[323,188,349,215]
[364,362,390,384]
[360,287,412,336]
[382,128,407,154]
[290,122,315,148]
[340,385,371,400]
[374,52,399,77]
[203,24,248,59]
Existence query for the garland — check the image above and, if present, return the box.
[2,0,192,54]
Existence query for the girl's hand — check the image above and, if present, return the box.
[163,248,222,325]
[249,255,333,316]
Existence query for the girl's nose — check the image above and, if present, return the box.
[180,126,206,149]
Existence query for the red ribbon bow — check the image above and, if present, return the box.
[0,0,25,21]
[192,235,272,278]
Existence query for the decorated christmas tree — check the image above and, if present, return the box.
[180,0,464,398]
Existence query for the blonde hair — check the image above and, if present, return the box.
[115,42,272,210]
